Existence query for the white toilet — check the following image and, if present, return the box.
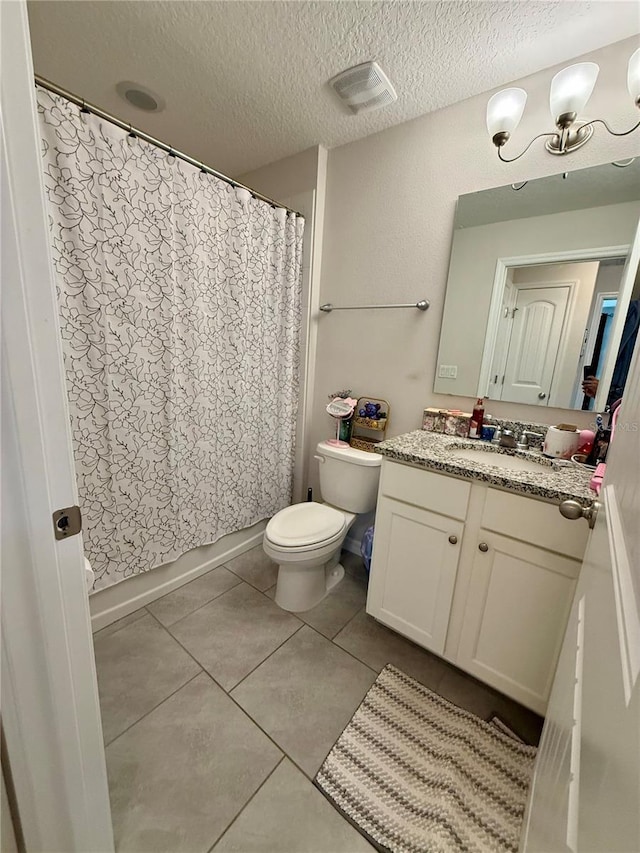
[263,441,382,612]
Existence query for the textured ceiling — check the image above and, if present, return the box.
[27,0,640,176]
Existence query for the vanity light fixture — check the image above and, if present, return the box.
[488,48,640,162]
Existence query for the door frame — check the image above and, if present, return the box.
[571,289,619,408]
[478,246,630,403]
[1,2,113,849]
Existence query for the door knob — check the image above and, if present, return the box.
[538,392,547,399]
[559,499,600,530]
[478,542,489,552]
[448,535,458,545]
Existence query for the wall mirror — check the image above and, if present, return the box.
[435,160,640,412]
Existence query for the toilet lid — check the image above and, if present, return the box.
[266,503,346,548]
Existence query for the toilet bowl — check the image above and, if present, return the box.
[264,441,381,612]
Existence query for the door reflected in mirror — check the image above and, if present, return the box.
[435,160,640,412]
[485,256,627,411]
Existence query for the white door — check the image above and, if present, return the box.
[501,285,570,405]
[522,332,640,849]
[1,2,113,849]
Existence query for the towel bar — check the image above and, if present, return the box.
[319,300,429,313]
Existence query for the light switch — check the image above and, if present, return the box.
[438,365,458,379]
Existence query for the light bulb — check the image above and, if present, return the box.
[628,47,640,105]
[549,62,599,124]
[486,88,527,144]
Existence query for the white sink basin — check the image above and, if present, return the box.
[451,447,550,473]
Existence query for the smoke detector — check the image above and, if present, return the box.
[329,61,397,114]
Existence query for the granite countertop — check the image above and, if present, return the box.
[377,430,596,505]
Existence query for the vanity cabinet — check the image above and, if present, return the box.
[367,460,588,714]
[456,530,579,712]
[366,499,464,654]
[367,461,470,654]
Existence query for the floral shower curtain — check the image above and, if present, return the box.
[37,88,303,591]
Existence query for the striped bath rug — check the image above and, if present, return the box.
[315,665,537,853]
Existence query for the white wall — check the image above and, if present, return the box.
[589,261,625,308]
[309,36,640,496]
[238,146,323,204]
[435,201,638,398]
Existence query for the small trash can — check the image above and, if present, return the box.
[361,525,375,574]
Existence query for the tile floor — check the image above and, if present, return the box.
[95,546,543,852]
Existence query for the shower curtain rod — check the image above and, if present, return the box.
[34,75,304,218]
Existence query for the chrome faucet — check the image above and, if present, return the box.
[491,427,517,448]
[517,430,545,451]
[499,429,518,448]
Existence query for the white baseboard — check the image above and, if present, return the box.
[90,520,267,632]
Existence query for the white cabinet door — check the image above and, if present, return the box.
[366,497,463,654]
[456,529,580,714]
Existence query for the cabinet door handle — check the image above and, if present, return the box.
[448,535,458,545]
[478,542,489,552]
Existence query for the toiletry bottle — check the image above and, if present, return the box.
[469,398,485,439]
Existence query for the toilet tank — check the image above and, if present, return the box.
[316,441,382,513]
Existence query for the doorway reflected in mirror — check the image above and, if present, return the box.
[485,256,629,411]
[435,159,640,411]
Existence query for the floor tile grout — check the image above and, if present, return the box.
[101,631,316,850]
[330,601,366,641]
[224,562,277,594]
[151,582,379,783]
[115,553,273,637]
[225,621,378,781]
[146,606,234,693]
[204,755,287,853]
[151,572,244,630]
[145,607,316,781]
[327,608,381,678]
[103,668,203,749]
[155,582,307,687]
[190,617,372,784]
[258,573,369,643]
[227,621,306,693]
[199,666,316,783]
[93,605,150,639]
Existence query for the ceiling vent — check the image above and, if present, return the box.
[329,61,397,114]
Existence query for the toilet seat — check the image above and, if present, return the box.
[266,503,346,550]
